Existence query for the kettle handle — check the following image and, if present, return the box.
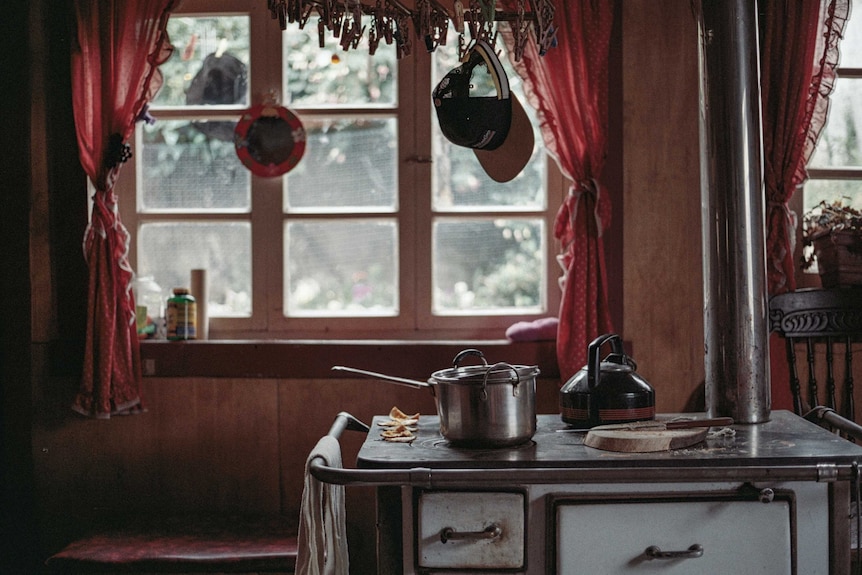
[587,333,625,390]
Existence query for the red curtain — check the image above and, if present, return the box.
[759,0,848,411]
[760,0,849,296]
[70,0,176,418]
[506,0,616,382]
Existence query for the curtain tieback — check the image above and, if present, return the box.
[766,199,798,254]
[556,179,600,249]
[566,177,605,236]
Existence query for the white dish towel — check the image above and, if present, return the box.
[296,435,349,575]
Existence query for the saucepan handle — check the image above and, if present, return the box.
[482,362,521,399]
[452,348,488,368]
[331,365,431,389]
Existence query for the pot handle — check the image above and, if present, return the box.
[330,366,431,389]
[482,362,521,399]
[587,333,625,391]
[452,348,488,368]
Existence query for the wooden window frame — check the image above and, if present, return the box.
[118,0,562,341]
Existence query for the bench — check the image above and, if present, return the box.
[45,514,298,574]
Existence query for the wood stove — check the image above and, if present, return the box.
[312,411,862,574]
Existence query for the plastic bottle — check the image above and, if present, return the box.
[132,276,164,339]
[166,287,197,341]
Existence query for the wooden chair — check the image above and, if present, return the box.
[769,287,862,422]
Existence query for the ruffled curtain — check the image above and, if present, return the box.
[759,0,848,411]
[760,0,849,296]
[504,0,616,382]
[71,0,176,418]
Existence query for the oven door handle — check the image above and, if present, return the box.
[440,524,502,544]
[645,544,704,560]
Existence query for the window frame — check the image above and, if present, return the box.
[117,0,562,341]
[796,54,862,288]
[805,64,862,183]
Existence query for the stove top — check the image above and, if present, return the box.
[356,410,862,470]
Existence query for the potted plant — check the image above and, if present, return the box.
[801,199,862,287]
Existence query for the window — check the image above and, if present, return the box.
[800,12,862,277]
[118,1,560,339]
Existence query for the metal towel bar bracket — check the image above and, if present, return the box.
[803,406,862,442]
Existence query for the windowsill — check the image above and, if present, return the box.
[139,339,560,380]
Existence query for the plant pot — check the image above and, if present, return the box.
[813,230,862,287]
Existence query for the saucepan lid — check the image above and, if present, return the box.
[431,349,539,386]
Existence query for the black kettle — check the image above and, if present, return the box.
[560,333,655,428]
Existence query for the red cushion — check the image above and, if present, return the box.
[46,515,297,573]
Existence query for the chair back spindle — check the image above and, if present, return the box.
[769,287,862,426]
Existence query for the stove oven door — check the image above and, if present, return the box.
[555,495,793,574]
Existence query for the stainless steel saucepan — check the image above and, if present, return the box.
[333,349,539,448]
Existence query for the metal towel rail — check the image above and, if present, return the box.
[804,406,862,442]
[308,412,862,487]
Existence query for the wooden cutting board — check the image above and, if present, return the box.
[584,426,709,453]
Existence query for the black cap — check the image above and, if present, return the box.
[432,40,534,182]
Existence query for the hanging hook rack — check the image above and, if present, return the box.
[265,0,555,60]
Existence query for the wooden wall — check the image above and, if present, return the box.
[621,0,705,413]
[32,374,561,570]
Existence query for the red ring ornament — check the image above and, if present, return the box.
[234,104,306,177]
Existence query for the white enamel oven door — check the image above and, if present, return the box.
[554,492,793,574]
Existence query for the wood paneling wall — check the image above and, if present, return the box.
[32,374,560,570]
[621,0,704,412]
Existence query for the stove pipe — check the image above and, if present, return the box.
[696,0,771,423]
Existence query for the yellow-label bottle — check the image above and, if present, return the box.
[166,287,197,341]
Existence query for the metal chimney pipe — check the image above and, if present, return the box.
[696,0,771,423]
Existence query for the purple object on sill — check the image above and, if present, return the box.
[505,317,559,342]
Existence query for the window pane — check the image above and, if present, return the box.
[285,220,398,316]
[433,218,545,314]
[283,18,397,107]
[140,120,250,211]
[284,117,398,212]
[808,79,862,168]
[432,129,545,210]
[838,12,862,68]
[139,222,252,317]
[803,179,862,213]
[153,16,250,108]
[432,33,545,210]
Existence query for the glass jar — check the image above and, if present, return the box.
[132,276,164,339]
[166,287,197,341]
